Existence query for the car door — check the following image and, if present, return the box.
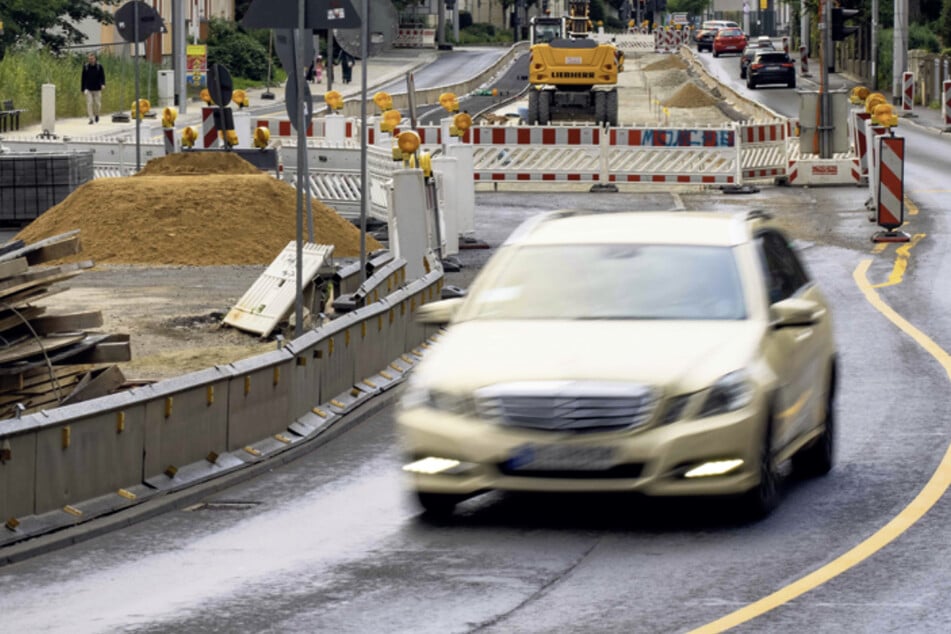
[756,230,826,447]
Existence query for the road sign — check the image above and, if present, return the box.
[273,29,315,132]
[115,1,164,43]
[242,0,361,29]
[207,63,233,109]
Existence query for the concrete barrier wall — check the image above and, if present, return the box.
[0,271,443,527]
[339,42,530,118]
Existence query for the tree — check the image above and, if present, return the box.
[0,0,120,53]
[942,0,951,48]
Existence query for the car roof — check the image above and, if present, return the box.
[510,211,770,248]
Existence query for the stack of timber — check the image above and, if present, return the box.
[0,231,130,420]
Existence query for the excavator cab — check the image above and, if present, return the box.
[530,16,567,45]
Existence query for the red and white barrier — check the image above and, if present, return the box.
[943,80,951,128]
[255,117,356,140]
[201,107,220,149]
[851,110,872,177]
[902,72,915,113]
[872,134,909,242]
[799,46,811,77]
[163,127,175,154]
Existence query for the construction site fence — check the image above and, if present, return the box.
[0,267,445,547]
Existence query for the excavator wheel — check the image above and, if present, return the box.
[606,90,619,127]
[538,90,552,125]
[527,90,539,125]
[594,91,607,125]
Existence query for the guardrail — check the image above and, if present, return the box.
[0,261,446,549]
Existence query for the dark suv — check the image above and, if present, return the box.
[746,50,796,89]
[739,40,775,79]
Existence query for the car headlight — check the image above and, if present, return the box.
[696,370,754,418]
[399,384,477,417]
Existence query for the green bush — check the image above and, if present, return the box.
[457,23,514,44]
[878,29,893,94]
[910,21,942,52]
[206,17,270,81]
[459,10,474,30]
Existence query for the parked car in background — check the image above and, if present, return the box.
[740,39,776,79]
[713,27,748,57]
[747,50,797,89]
[695,19,738,52]
[397,210,838,520]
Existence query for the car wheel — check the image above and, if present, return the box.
[794,366,836,477]
[788,78,797,89]
[416,491,465,517]
[747,77,756,89]
[713,50,719,58]
[743,413,781,518]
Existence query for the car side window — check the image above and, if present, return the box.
[756,230,810,304]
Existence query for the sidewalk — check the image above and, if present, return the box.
[10,48,439,142]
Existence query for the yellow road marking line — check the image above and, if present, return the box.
[871,233,926,288]
[690,258,951,633]
[905,196,919,216]
[871,243,888,254]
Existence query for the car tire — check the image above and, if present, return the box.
[794,366,836,477]
[713,50,719,58]
[743,413,781,518]
[788,78,797,89]
[416,491,465,517]
[747,77,756,89]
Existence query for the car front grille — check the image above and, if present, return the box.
[497,463,645,479]
[476,382,657,433]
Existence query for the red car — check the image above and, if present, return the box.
[713,28,748,57]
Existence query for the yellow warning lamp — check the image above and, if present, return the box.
[181,126,198,148]
[872,103,899,128]
[254,126,271,149]
[161,106,178,129]
[439,92,459,113]
[223,129,239,147]
[419,152,433,177]
[450,112,472,137]
[200,88,214,105]
[380,108,402,133]
[373,91,393,112]
[397,130,421,162]
[491,87,499,97]
[324,90,344,112]
[849,86,870,105]
[131,98,150,119]
[232,89,249,109]
[864,92,887,114]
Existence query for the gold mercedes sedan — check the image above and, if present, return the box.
[397,210,837,518]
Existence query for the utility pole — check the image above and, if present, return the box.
[892,0,907,104]
[173,0,186,114]
[819,0,831,158]
[871,0,878,89]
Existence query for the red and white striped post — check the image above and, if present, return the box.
[872,133,909,243]
[943,80,951,130]
[799,46,811,77]
[782,36,789,54]
[901,72,916,116]
[201,106,221,148]
[163,127,176,155]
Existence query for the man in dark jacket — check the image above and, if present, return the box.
[81,52,106,124]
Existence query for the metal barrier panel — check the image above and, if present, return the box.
[33,406,147,515]
[738,121,789,180]
[607,126,738,184]
[285,333,326,421]
[318,325,359,402]
[141,372,231,480]
[226,353,295,451]
[0,431,38,519]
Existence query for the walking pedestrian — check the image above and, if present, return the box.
[81,52,106,124]
[338,50,354,84]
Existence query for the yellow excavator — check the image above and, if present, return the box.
[525,0,620,126]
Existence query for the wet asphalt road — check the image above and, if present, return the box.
[5,52,951,633]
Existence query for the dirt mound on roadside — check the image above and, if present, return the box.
[16,153,381,265]
[643,55,689,71]
[133,151,263,176]
[663,82,721,108]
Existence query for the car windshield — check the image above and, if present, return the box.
[719,29,743,37]
[462,244,747,321]
[534,24,561,43]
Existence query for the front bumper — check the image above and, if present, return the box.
[396,405,764,498]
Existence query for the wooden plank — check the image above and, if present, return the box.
[0,230,81,264]
[0,333,87,364]
[0,365,87,392]
[65,335,131,364]
[24,236,82,266]
[0,305,45,333]
[0,269,81,300]
[0,286,67,308]
[30,311,103,334]
[0,375,83,405]
[0,257,29,279]
[61,366,125,405]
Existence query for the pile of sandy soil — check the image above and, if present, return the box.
[664,82,722,108]
[643,56,689,72]
[16,152,381,266]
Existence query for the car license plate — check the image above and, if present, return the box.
[507,444,616,471]
[767,65,781,70]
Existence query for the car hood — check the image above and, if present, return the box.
[414,320,763,392]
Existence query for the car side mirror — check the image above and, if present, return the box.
[416,298,464,325]
[770,297,824,329]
